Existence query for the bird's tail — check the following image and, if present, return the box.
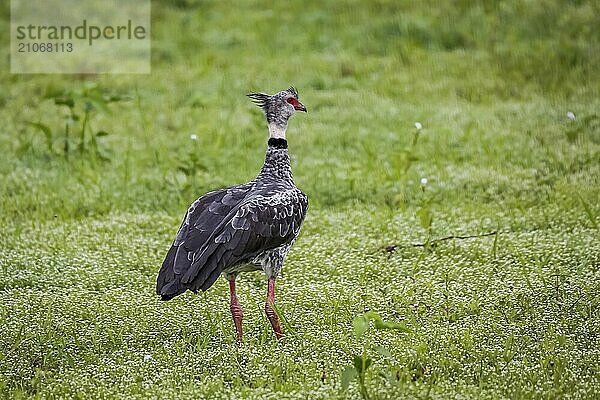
[156,246,187,301]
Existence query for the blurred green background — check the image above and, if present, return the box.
[0,0,598,219]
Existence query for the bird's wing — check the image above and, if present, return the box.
[180,188,308,292]
[156,183,254,299]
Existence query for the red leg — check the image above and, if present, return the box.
[265,278,284,340]
[229,279,243,342]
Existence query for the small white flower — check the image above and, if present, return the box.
[144,354,154,362]
[415,122,423,130]
[566,111,575,120]
[420,177,428,187]
[190,134,198,140]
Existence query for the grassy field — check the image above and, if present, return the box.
[1,0,599,398]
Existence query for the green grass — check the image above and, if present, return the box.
[1,0,599,398]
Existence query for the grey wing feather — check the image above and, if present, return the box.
[181,189,308,293]
[156,183,253,300]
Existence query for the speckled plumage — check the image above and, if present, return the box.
[157,88,308,303]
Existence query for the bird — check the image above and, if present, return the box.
[156,87,308,341]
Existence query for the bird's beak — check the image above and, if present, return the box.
[294,101,307,112]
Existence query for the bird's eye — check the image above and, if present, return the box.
[286,97,298,107]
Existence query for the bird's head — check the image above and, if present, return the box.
[247,87,306,134]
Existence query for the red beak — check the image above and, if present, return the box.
[294,101,307,112]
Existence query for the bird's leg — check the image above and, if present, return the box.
[229,279,243,342]
[265,277,284,340]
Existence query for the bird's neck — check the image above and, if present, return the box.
[258,138,293,181]
[268,121,287,139]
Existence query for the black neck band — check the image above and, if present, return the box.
[268,138,288,149]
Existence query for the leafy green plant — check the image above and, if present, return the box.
[26,84,126,161]
[176,135,208,190]
[389,123,423,181]
[341,312,410,399]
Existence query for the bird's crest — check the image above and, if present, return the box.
[247,92,270,110]
[287,86,299,98]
